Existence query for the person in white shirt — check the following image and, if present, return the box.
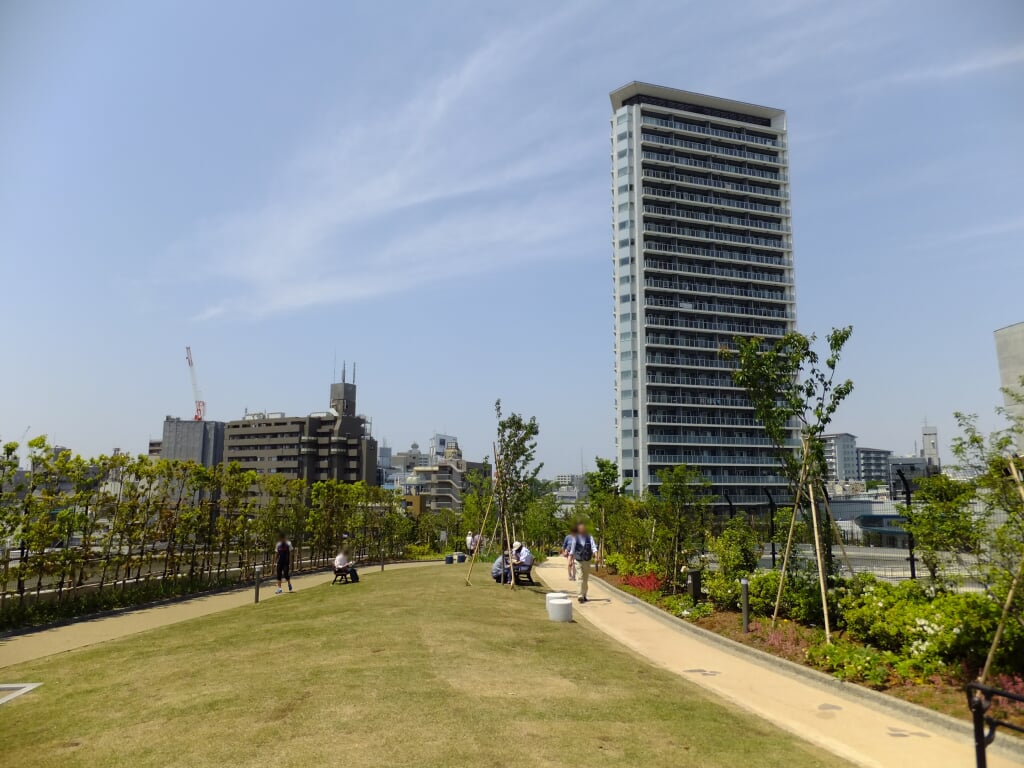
[511,541,533,575]
[465,531,475,553]
[333,548,359,583]
[566,523,598,603]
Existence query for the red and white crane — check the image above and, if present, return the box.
[185,346,206,421]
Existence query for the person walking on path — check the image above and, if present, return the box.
[566,523,597,603]
[274,532,293,594]
[561,531,576,581]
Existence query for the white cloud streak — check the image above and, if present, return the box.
[864,43,1024,88]
[174,4,596,319]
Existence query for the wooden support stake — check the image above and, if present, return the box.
[808,481,832,644]
[772,446,810,626]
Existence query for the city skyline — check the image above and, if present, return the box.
[2,1,1023,474]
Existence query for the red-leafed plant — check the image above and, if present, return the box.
[622,572,663,592]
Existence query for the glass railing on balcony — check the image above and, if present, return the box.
[647,454,781,466]
[644,221,786,250]
[646,434,784,446]
[647,354,737,370]
[643,240,790,268]
[643,204,786,233]
[642,150,786,182]
[640,132,782,166]
[644,296,795,320]
[647,474,789,487]
[644,258,792,286]
[646,414,764,427]
[646,314,787,337]
[647,393,753,407]
[642,185,787,217]
[643,167,787,200]
[641,115,783,148]
[644,278,790,303]
[647,373,739,388]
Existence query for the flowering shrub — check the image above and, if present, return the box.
[604,553,665,578]
[621,572,664,591]
[838,574,1016,671]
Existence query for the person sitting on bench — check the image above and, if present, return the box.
[491,553,511,584]
[511,541,534,577]
[333,548,359,583]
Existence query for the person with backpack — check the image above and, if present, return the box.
[567,522,598,603]
[274,532,293,594]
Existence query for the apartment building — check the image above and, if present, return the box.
[610,82,797,507]
[821,433,858,482]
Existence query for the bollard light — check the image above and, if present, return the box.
[254,565,263,604]
[740,578,749,634]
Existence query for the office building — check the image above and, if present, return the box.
[223,380,377,491]
[856,447,892,485]
[610,82,796,507]
[995,322,1024,450]
[821,433,858,482]
[160,417,225,467]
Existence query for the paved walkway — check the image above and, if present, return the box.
[536,560,1022,768]
[0,562,430,670]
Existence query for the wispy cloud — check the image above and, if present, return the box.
[173,4,596,319]
[863,43,1024,88]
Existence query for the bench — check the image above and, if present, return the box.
[332,567,358,585]
[513,565,535,586]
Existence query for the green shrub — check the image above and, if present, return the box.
[806,639,895,689]
[659,593,695,617]
[747,568,835,626]
[402,544,441,560]
[711,517,761,577]
[603,552,631,575]
[704,570,742,610]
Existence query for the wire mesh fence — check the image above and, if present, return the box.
[725,494,1007,590]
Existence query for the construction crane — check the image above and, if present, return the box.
[185,346,206,421]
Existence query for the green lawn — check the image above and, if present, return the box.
[0,565,850,768]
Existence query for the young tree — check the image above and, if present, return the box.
[899,473,983,583]
[493,400,542,544]
[724,327,854,639]
[584,457,629,558]
[654,464,714,592]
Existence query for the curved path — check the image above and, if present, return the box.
[0,562,432,670]
[535,560,1022,768]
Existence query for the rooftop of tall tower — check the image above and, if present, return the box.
[609,81,785,123]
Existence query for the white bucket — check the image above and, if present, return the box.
[545,592,568,613]
[548,598,573,623]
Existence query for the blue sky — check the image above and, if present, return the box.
[1,0,1022,474]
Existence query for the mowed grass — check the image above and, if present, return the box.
[0,565,850,768]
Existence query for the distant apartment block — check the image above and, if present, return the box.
[609,82,796,508]
[821,433,858,482]
[223,381,377,489]
[160,416,225,467]
[995,321,1024,450]
[856,447,892,485]
[390,434,485,514]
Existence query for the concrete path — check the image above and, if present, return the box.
[0,562,431,670]
[536,560,1022,768]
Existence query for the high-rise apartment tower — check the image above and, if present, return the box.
[610,82,796,507]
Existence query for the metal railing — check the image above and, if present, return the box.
[966,682,1024,768]
[644,258,793,286]
[641,114,783,147]
[643,167,787,199]
[644,240,791,268]
[642,184,787,216]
